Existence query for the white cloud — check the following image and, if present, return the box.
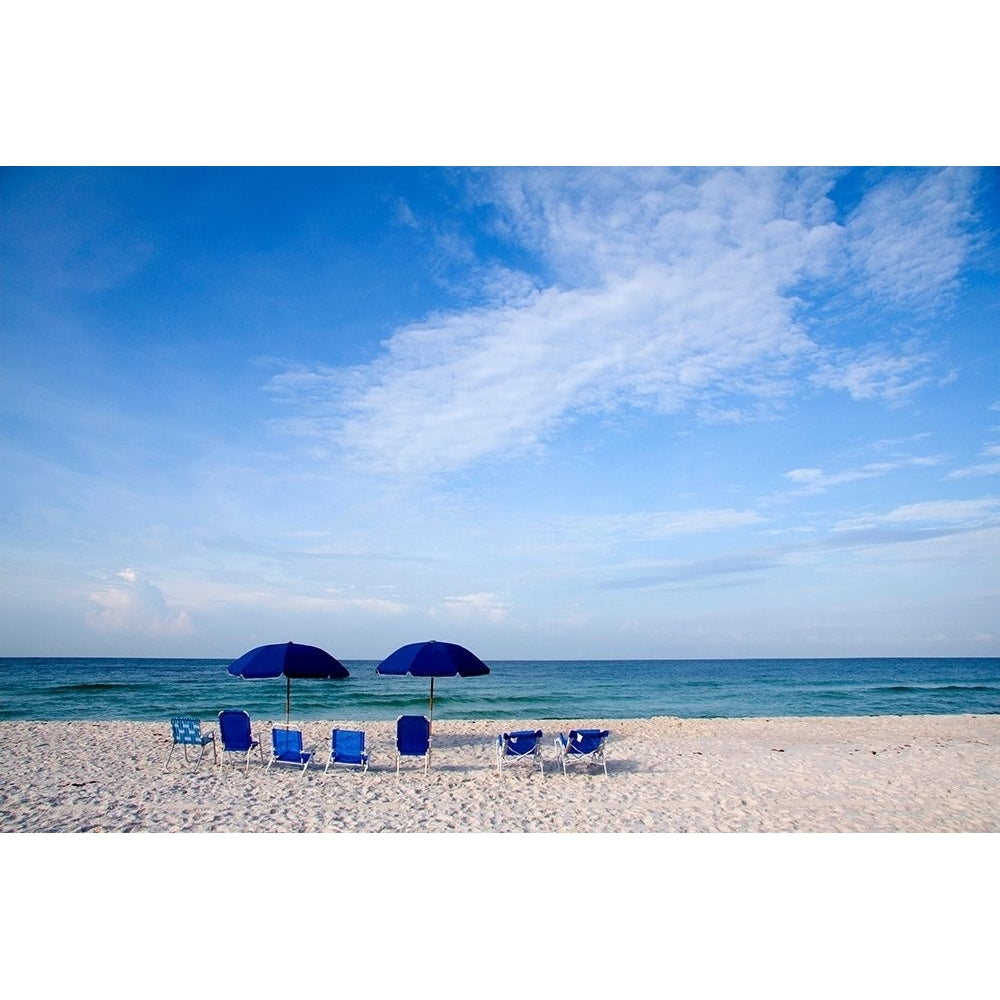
[557,508,764,541]
[947,444,1000,479]
[268,168,979,477]
[87,568,193,635]
[783,457,941,495]
[879,499,1000,524]
[833,498,1000,532]
[842,167,978,312]
[394,198,418,229]
[809,340,951,404]
[433,592,510,623]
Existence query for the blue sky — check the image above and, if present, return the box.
[2,166,998,659]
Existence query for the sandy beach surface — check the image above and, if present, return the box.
[2,713,998,832]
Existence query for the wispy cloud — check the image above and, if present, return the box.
[947,444,1000,479]
[835,498,1000,529]
[782,456,942,495]
[841,167,978,313]
[393,198,418,229]
[267,168,979,478]
[597,550,784,590]
[809,339,954,403]
[433,592,510,623]
[880,498,1000,523]
[598,498,1000,591]
[555,508,765,541]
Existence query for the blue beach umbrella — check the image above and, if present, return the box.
[227,641,349,728]
[375,639,490,731]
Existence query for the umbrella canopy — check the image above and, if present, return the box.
[375,640,489,729]
[227,641,349,727]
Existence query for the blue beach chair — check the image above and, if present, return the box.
[395,715,431,775]
[167,717,217,768]
[266,726,313,774]
[496,729,544,775]
[325,728,369,773]
[555,728,610,776]
[218,710,264,772]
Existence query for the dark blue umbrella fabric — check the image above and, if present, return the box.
[227,641,349,727]
[375,640,489,728]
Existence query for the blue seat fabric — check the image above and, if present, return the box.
[556,728,610,776]
[268,727,312,772]
[496,729,543,774]
[326,728,369,772]
[218,710,263,771]
[395,715,430,774]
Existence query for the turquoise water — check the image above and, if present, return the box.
[1,657,998,722]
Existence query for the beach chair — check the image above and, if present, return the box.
[325,728,369,773]
[555,728,610,776]
[496,729,544,775]
[218,710,264,772]
[166,716,217,768]
[266,726,314,774]
[395,714,431,775]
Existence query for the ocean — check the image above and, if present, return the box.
[1,656,998,722]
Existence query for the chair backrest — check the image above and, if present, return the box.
[219,710,253,751]
[272,727,303,756]
[503,729,542,754]
[396,715,430,755]
[332,728,365,763]
[567,729,609,754]
[171,717,202,745]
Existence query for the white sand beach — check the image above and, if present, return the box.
[6,714,998,1000]
[2,714,998,832]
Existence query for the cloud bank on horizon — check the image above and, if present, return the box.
[1,166,997,658]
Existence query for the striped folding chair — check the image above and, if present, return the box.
[167,717,217,768]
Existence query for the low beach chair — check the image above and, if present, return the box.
[496,729,544,775]
[555,728,610,776]
[325,728,369,773]
[218,710,264,772]
[167,716,217,768]
[395,714,430,775]
[266,726,313,774]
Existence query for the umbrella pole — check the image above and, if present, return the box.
[286,676,291,729]
[429,677,435,733]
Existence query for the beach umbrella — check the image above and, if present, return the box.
[375,639,489,731]
[227,641,349,728]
